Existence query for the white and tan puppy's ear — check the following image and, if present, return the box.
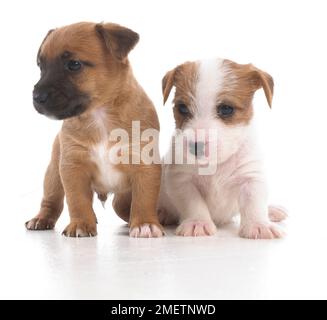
[251,65,274,107]
[95,22,139,61]
[162,68,177,104]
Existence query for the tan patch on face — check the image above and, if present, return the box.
[162,61,198,129]
[163,58,274,128]
[216,59,274,125]
[214,60,256,125]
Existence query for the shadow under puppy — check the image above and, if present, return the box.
[25,22,163,237]
[158,58,287,239]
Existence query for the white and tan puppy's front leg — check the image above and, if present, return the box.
[238,179,284,239]
[167,171,217,237]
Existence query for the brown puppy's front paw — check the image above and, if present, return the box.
[129,223,164,238]
[25,217,56,230]
[62,221,97,237]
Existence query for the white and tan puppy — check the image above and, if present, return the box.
[158,58,287,239]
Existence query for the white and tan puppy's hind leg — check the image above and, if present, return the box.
[238,180,284,239]
[268,205,288,222]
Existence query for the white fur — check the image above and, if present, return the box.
[196,58,225,117]
[90,142,124,192]
[158,58,284,239]
[89,108,125,194]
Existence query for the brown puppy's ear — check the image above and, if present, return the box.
[162,68,177,105]
[37,29,54,64]
[95,23,139,61]
[250,65,274,108]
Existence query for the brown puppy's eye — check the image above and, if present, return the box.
[66,60,82,72]
[217,104,234,118]
[177,103,189,116]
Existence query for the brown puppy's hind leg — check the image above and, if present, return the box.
[112,192,132,223]
[25,135,65,230]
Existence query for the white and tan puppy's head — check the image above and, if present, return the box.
[162,58,273,165]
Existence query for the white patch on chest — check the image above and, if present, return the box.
[88,107,125,192]
[90,142,124,193]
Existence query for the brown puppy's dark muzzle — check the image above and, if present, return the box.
[33,87,51,117]
[33,54,91,120]
[33,83,90,120]
[33,91,49,104]
[33,86,62,118]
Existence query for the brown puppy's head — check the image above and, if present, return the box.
[33,22,139,120]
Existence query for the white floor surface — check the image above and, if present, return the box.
[1,195,327,300]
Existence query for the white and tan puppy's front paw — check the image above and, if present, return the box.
[239,222,284,239]
[176,220,217,237]
[129,223,164,238]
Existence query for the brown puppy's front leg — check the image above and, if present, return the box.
[129,166,164,237]
[26,135,64,230]
[61,166,97,237]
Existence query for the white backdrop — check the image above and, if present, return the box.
[0,0,326,237]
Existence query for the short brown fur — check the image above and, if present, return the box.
[162,62,198,129]
[26,22,163,237]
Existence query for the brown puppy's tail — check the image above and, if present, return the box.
[269,205,288,222]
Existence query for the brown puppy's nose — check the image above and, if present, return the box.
[189,141,205,157]
[33,91,49,104]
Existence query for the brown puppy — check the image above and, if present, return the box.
[25,22,164,237]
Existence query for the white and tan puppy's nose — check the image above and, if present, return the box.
[189,141,205,157]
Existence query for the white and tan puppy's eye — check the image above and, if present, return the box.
[217,104,234,118]
[176,103,190,116]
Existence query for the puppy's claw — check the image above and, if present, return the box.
[129,223,164,238]
[62,221,97,238]
[25,217,56,231]
[176,220,217,237]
